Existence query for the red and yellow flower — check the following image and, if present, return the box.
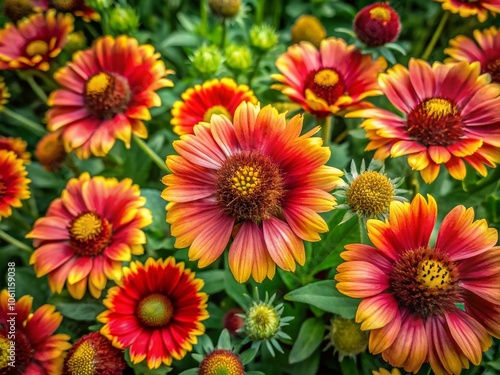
[347,59,500,183]
[336,194,500,375]
[0,289,71,374]
[0,149,31,220]
[47,0,100,22]
[35,130,67,172]
[27,172,152,299]
[171,78,257,136]
[445,26,500,84]
[162,101,343,283]
[3,0,47,22]
[272,37,386,117]
[0,136,31,163]
[0,9,74,71]
[97,257,209,369]
[434,0,500,22]
[47,35,174,159]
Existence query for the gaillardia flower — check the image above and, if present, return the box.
[0,149,31,220]
[3,0,46,22]
[347,59,500,183]
[0,9,74,71]
[62,332,126,375]
[272,37,387,117]
[445,26,500,83]
[336,194,500,375]
[27,172,152,299]
[97,257,209,369]
[0,76,10,110]
[0,136,30,163]
[353,2,401,47]
[35,130,67,172]
[170,78,257,136]
[0,290,71,374]
[47,0,100,22]
[162,102,343,283]
[434,0,500,22]
[47,35,174,159]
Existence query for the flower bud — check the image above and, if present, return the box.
[109,5,140,34]
[192,45,223,76]
[326,316,368,360]
[353,2,401,47]
[250,24,278,51]
[64,31,87,54]
[209,0,241,19]
[291,15,326,48]
[225,44,252,71]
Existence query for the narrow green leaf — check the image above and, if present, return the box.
[239,347,258,365]
[198,269,225,294]
[289,318,325,364]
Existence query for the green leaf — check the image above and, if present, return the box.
[384,42,407,55]
[198,269,225,294]
[379,47,396,65]
[217,329,231,350]
[340,356,360,375]
[239,347,258,365]
[285,280,360,319]
[157,31,201,49]
[49,292,105,321]
[178,369,199,375]
[224,257,249,309]
[288,349,320,375]
[289,318,325,364]
[141,188,174,251]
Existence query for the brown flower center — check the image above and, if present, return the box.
[0,331,32,373]
[137,294,174,328]
[369,6,391,22]
[406,98,463,146]
[84,72,131,120]
[25,40,49,57]
[65,341,95,375]
[203,105,232,123]
[304,68,346,107]
[49,0,84,11]
[68,211,112,256]
[4,0,34,22]
[485,58,500,84]
[199,349,245,375]
[216,151,284,222]
[346,171,394,218]
[390,246,461,318]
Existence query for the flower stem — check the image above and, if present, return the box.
[358,216,370,245]
[23,74,48,103]
[2,107,47,137]
[132,135,170,173]
[421,11,449,61]
[200,0,208,34]
[0,229,33,253]
[318,115,333,145]
[221,19,227,49]
[256,0,265,25]
[248,52,263,85]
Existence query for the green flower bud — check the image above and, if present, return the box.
[192,45,223,76]
[224,45,252,71]
[64,31,87,54]
[250,24,278,51]
[245,302,280,340]
[109,6,140,34]
[326,316,368,361]
[86,0,113,12]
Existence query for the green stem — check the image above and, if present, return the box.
[256,0,265,25]
[421,11,449,60]
[358,216,370,245]
[220,19,227,49]
[101,11,112,36]
[318,115,333,145]
[463,167,500,194]
[247,52,263,85]
[200,0,208,34]
[24,74,48,102]
[85,22,100,39]
[0,229,33,253]
[2,107,47,137]
[132,135,170,173]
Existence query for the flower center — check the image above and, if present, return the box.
[4,0,34,22]
[390,247,461,318]
[346,171,394,218]
[199,349,245,375]
[485,58,500,84]
[0,335,10,369]
[216,151,284,222]
[68,211,112,256]
[25,40,49,57]
[203,105,232,123]
[0,331,32,373]
[369,6,391,22]
[49,0,83,11]
[304,68,346,106]
[136,293,174,328]
[65,341,95,375]
[84,72,131,120]
[406,98,463,147]
[245,303,280,340]
[328,317,368,358]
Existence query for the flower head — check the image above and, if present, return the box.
[347,58,500,183]
[0,76,10,111]
[192,44,223,77]
[250,24,278,51]
[97,257,209,369]
[162,102,343,283]
[48,0,100,22]
[47,35,173,159]
[0,9,73,71]
[353,2,401,47]
[62,332,126,375]
[0,149,31,220]
[0,290,71,374]
[335,194,500,374]
[35,130,67,171]
[0,136,30,163]
[225,44,252,71]
[272,37,386,117]
[209,0,241,19]
[324,316,368,361]
[290,15,326,48]
[27,172,152,299]
[109,5,140,34]
[434,0,500,22]
[2,0,45,22]
[170,78,257,135]
[223,307,245,335]
[445,26,500,84]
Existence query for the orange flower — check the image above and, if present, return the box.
[435,0,500,22]
[171,78,257,135]
[272,37,386,117]
[0,290,71,374]
[445,26,500,84]
[0,9,74,71]
[27,172,152,299]
[162,102,343,283]
[0,149,31,220]
[98,257,209,369]
[336,194,500,375]
[0,136,30,163]
[347,59,500,183]
[47,35,174,159]
[47,0,100,22]
[35,130,67,172]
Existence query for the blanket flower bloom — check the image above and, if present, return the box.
[445,26,500,83]
[47,0,100,22]
[272,37,386,117]
[347,59,500,183]
[336,194,500,375]
[0,290,71,374]
[171,78,257,136]
[0,149,31,220]
[97,257,209,369]
[162,102,343,283]
[353,2,401,47]
[27,172,152,299]
[434,0,500,22]
[0,136,31,163]
[0,9,74,71]
[46,35,174,159]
